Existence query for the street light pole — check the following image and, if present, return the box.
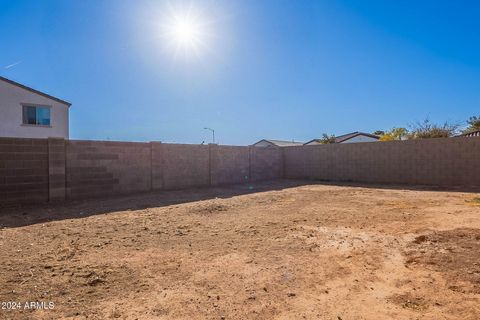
[204,127,215,144]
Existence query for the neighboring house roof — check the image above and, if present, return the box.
[253,139,304,147]
[304,132,380,145]
[0,76,71,106]
[303,139,325,145]
[335,131,380,143]
[462,130,480,137]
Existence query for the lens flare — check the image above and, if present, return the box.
[161,3,211,58]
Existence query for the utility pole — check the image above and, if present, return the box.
[204,127,215,144]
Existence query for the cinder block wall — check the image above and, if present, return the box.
[0,138,284,205]
[4,136,476,206]
[65,141,283,200]
[250,147,283,181]
[160,143,210,190]
[0,138,49,205]
[284,137,480,186]
[66,140,151,199]
[211,145,250,186]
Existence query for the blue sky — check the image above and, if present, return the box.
[1,0,479,145]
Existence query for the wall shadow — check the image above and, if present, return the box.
[298,179,480,193]
[0,180,306,229]
[1,179,479,229]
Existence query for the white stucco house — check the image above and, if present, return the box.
[304,132,380,145]
[0,76,71,139]
[253,139,304,147]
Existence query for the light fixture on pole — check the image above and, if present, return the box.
[204,127,215,144]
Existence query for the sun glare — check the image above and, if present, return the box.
[161,4,210,58]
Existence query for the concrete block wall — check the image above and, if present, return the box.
[211,145,250,186]
[160,143,210,190]
[0,138,49,205]
[66,140,151,199]
[48,138,66,201]
[284,137,480,186]
[5,136,477,206]
[1,138,284,205]
[151,142,164,190]
[250,146,283,181]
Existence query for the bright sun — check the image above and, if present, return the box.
[170,17,201,45]
[162,5,210,58]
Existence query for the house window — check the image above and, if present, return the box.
[22,105,51,126]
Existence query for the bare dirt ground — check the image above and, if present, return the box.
[0,180,479,320]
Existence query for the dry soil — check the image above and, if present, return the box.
[0,180,479,319]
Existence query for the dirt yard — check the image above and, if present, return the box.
[0,180,479,320]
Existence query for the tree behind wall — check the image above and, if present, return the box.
[379,127,409,141]
[408,119,459,139]
[463,116,480,133]
[318,133,336,144]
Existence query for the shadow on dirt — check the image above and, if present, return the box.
[298,179,480,194]
[1,179,478,229]
[0,180,307,228]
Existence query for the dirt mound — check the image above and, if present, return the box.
[388,293,429,311]
[194,202,232,214]
[405,228,480,293]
